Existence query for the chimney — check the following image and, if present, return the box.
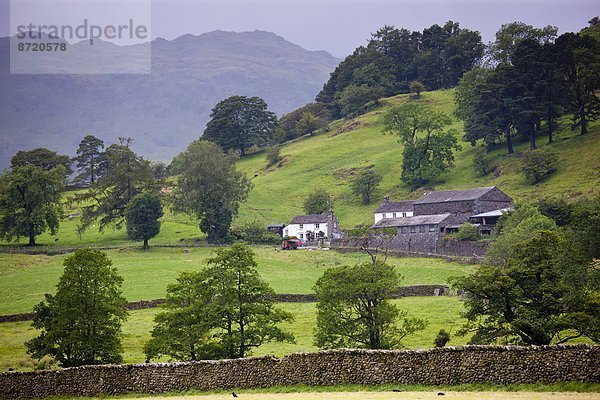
[383,196,389,204]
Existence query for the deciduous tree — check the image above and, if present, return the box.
[314,261,426,349]
[172,140,252,243]
[351,168,382,205]
[203,96,278,155]
[303,191,331,215]
[125,193,163,250]
[26,249,128,367]
[0,164,65,246]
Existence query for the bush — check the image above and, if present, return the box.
[522,148,559,183]
[434,329,451,347]
[304,191,331,214]
[265,145,282,167]
[409,81,426,98]
[472,145,494,176]
[450,222,479,241]
[235,221,281,245]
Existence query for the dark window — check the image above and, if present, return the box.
[315,223,320,229]
[429,224,436,232]
[419,225,426,233]
[401,227,408,234]
[392,213,396,218]
[410,226,417,233]
[299,224,303,229]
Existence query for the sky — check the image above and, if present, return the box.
[1,0,598,57]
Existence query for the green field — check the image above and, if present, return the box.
[0,246,473,315]
[0,297,468,371]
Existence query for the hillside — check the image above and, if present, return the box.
[0,30,339,169]
[235,89,600,229]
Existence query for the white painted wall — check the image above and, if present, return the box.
[283,222,328,240]
[374,211,414,223]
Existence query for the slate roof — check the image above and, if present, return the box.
[415,187,497,204]
[371,213,451,228]
[375,200,416,213]
[290,214,330,224]
[267,223,286,228]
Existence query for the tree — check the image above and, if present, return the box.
[409,81,425,98]
[73,135,106,186]
[295,112,323,136]
[337,84,385,117]
[11,148,73,176]
[0,164,65,246]
[203,96,278,155]
[384,102,460,187]
[472,145,494,176]
[555,32,600,135]
[125,193,163,250]
[522,147,559,183]
[451,230,599,345]
[77,140,157,233]
[314,261,426,349]
[351,168,382,205]
[489,22,557,64]
[265,145,282,167]
[451,222,479,241]
[303,191,331,215]
[172,140,252,243]
[144,272,224,361]
[146,244,295,360]
[26,249,128,367]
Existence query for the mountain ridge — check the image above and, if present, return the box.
[0,30,340,169]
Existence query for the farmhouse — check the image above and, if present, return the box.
[284,210,341,241]
[370,186,513,253]
[374,198,415,223]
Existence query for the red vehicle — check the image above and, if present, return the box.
[281,238,300,250]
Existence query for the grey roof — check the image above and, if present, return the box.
[290,214,330,224]
[371,213,451,228]
[470,207,513,218]
[415,187,497,204]
[375,200,416,213]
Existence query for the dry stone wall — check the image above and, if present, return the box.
[1,345,598,399]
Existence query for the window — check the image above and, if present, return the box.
[315,223,320,229]
[299,233,304,239]
[429,224,436,232]
[401,227,408,234]
[419,225,426,233]
[410,226,417,233]
[383,213,386,218]
[392,213,396,218]
[402,212,407,217]
[299,224,303,229]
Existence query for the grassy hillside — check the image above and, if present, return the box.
[236,89,600,229]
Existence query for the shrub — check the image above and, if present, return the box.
[522,147,559,183]
[409,81,426,98]
[265,145,282,167]
[434,329,451,347]
[472,145,494,176]
[451,222,479,241]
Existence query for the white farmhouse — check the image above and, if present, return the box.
[283,211,341,240]
[374,198,415,223]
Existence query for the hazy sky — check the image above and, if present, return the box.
[1,0,598,57]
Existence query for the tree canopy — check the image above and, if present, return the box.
[0,164,65,246]
[384,102,460,187]
[77,140,157,233]
[314,261,426,349]
[303,191,331,215]
[145,244,294,361]
[125,193,163,250]
[172,140,252,243]
[351,168,382,205]
[203,95,278,155]
[11,148,73,176]
[73,135,107,186]
[26,249,128,367]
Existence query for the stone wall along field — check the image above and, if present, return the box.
[1,345,598,399]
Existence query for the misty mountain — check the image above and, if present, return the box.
[0,30,340,169]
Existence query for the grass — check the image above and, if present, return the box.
[0,246,474,315]
[235,90,600,229]
[38,383,600,400]
[0,297,469,372]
